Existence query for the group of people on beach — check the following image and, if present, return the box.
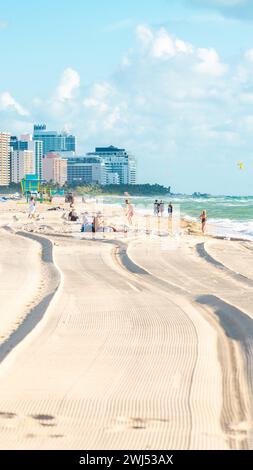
[154,200,173,217]
[68,199,134,233]
[27,194,207,234]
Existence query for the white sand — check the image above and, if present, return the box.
[0,198,252,449]
[0,229,41,341]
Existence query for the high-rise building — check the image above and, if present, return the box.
[0,132,11,186]
[10,135,29,151]
[65,135,75,152]
[33,124,76,156]
[11,150,35,183]
[43,153,67,186]
[128,154,137,185]
[34,140,43,180]
[11,149,23,183]
[66,155,106,185]
[10,135,43,180]
[87,146,137,185]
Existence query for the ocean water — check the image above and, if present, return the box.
[99,195,253,240]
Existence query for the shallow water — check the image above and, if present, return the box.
[96,195,253,240]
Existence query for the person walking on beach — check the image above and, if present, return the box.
[200,210,207,233]
[28,196,36,219]
[168,202,173,218]
[159,200,164,217]
[125,199,134,225]
[154,199,159,216]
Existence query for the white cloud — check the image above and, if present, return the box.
[152,28,193,58]
[137,25,193,59]
[0,92,29,116]
[239,92,253,103]
[83,82,114,113]
[152,29,177,58]
[195,48,227,76]
[104,106,121,129]
[57,68,80,101]
[136,25,154,46]
[83,82,128,132]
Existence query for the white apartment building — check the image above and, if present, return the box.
[43,152,67,186]
[0,132,11,186]
[106,172,120,184]
[65,155,106,185]
[87,146,137,185]
[11,150,35,183]
[10,135,43,180]
[128,155,137,185]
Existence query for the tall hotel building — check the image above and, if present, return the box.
[0,132,11,186]
[87,146,137,185]
[33,124,76,156]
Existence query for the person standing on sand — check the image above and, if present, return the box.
[154,200,159,216]
[168,202,173,218]
[200,210,207,233]
[125,199,134,225]
[159,200,164,217]
[28,196,36,219]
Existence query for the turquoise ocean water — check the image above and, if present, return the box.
[101,195,253,240]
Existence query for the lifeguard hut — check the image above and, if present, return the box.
[21,174,41,202]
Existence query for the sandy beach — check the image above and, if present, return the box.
[0,197,252,449]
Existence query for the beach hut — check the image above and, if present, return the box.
[21,174,41,201]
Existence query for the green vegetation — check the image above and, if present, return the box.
[72,183,171,196]
[1,182,171,196]
[100,184,171,196]
[0,183,20,194]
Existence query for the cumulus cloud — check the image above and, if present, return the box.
[83,81,127,133]
[136,25,226,76]
[0,92,29,116]
[83,82,114,113]
[195,48,227,76]
[57,68,80,101]
[137,25,193,58]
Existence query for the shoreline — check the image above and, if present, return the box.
[1,195,253,242]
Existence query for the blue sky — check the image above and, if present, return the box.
[1,0,253,194]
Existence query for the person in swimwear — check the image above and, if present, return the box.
[200,210,207,233]
[125,199,134,225]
